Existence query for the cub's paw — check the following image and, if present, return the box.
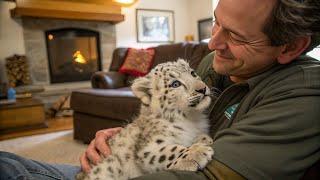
[168,143,214,171]
[194,134,213,145]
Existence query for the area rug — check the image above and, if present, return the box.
[0,130,86,166]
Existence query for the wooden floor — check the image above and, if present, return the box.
[0,117,73,141]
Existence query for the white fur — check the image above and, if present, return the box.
[76,59,214,180]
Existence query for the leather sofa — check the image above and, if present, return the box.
[71,42,212,143]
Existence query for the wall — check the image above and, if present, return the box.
[307,47,320,59]
[116,0,194,48]
[187,0,213,41]
[116,0,213,47]
[0,1,25,82]
[212,0,219,10]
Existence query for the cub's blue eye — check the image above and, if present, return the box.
[170,80,181,88]
[191,71,197,77]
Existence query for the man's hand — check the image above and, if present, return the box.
[79,127,122,173]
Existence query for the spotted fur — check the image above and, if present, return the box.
[76,59,214,180]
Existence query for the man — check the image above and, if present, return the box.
[81,0,320,179]
[1,0,319,179]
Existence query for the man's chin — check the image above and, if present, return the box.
[212,61,229,75]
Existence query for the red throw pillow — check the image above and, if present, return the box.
[119,48,155,77]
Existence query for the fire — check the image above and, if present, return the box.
[73,50,87,64]
[48,34,54,40]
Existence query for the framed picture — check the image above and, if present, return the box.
[198,18,213,42]
[136,9,175,43]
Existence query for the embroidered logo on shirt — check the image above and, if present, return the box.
[224,103,239,120]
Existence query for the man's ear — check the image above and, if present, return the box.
[277,36,311,64]
[131,76,152,105]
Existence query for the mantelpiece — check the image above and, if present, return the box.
[10,0,125,23]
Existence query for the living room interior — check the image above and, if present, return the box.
[0,0,319,167]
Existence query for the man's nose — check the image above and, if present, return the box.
[208,26,228,50]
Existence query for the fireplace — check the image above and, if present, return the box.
[45,28,102,83]
[12,17,116,109]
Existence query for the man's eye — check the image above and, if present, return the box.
[229,33,247,45]
[191,71,197,77]
[170,80,181,88]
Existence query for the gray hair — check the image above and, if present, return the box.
[263,0,320,51]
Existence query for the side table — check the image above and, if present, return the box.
[0,98,47,134]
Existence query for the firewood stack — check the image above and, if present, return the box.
[5,55,31,87]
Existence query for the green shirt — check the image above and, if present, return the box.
[196,52,320,180]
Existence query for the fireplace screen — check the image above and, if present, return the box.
[45,28,101,83]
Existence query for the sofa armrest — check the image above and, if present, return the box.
[91,71,127,89]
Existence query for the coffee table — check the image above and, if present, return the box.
[0,98,47,134]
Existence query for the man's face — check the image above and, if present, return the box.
[208,0,283,82]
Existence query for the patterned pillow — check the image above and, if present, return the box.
[119,48,155,77]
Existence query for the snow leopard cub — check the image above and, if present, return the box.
[76,59,214,180]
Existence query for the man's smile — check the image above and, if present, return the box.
[215,53,234,61]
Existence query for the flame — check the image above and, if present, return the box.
[73,50,87,64]
[48,34,54,40]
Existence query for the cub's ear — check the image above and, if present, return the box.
[131,76,152,105]
[177,58,190,68]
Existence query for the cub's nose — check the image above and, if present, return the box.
[195,87,206,95]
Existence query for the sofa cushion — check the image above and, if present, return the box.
[71,87,141,121]
[119,48,155,77]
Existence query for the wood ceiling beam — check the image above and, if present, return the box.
[10,0,125,23]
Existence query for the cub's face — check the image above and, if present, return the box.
[132,59,211,113]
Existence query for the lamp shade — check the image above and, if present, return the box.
[112,0,138,6]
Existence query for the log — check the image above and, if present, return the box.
[5,55,32,87]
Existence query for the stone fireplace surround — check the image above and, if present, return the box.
[17,17,116,109]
